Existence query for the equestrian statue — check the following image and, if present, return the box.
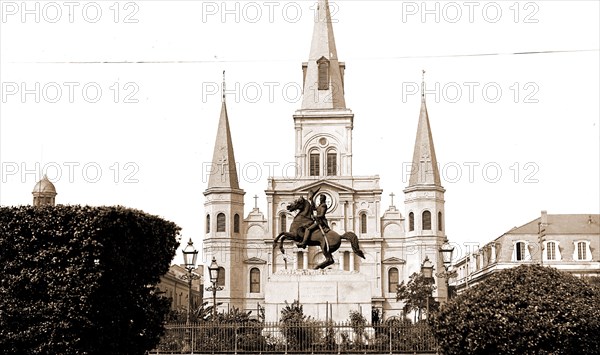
[273,187,366,269]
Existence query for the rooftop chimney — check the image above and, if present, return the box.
[540,210,548,226]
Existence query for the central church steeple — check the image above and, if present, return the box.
[294,0,354,177]
[301,0,346,110]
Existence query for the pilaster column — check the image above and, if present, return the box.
[293,252,299,270]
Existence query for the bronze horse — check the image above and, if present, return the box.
[273,191,366,269]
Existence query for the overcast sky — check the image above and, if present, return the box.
[1,1,599,265]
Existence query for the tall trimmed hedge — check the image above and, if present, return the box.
[0,205,180,355]
[432,264,600,355]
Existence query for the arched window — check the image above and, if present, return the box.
[422,211,431,230]
[327,151,337,176]
[217,213,226,232]
[409,212,414,231]
[234,214,240,233]
[250,268,260,293]
[317,57,330,90]
[280,213,287,233]
[388,267,399,293]
[360,213,367,234]
[206,215,210,233]
[438,212,443,231]
[217,267,225,287]
[309,151,320,176]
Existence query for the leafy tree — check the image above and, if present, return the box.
[396,272,439,321]
[432,265,600,355]
[0,205,180,355]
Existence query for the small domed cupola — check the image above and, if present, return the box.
[32,175,57,206]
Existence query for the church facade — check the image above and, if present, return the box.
[203,0,449,321]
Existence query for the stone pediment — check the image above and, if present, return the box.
[382,257,406,265]
[244,257,267,265]
[294,180,355,194]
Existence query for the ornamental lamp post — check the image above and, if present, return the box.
[206,257,223,320]
[180,238,200,353]
[420,256,434,319]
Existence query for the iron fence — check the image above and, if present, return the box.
[149,320,437,354]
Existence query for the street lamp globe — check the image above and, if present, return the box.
[439,240,454,269]
[208,257,220,284]
[182,238,198,270]
[421,256,434,280]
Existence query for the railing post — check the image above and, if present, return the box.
[191,322,194,354]
[234,326,238,355]
[389,324,392,355]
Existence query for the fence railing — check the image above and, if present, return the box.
[149,320,437,354]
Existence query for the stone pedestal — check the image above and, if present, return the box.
[264,269,372,322]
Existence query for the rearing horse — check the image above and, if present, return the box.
[273,193,366,269]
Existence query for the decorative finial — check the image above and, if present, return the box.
[421,69,426,98]
[222,70,226,103]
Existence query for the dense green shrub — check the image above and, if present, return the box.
[432,265,600,355]
[0,205,180,355]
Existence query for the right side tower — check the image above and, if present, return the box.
[403,74,448,299]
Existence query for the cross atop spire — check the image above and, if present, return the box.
[222,70,226,103]
[421,69,426,98]
[300,0,346,110]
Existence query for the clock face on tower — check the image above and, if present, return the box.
[314,191,335,212]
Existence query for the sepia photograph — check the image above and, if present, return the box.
[1,1,599,354]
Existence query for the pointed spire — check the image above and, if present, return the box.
[407,70,442,188]
[207,75,240,191]
[300,0,346,110]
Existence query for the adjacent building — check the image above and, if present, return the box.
[156,264,203,313]
[451,211,600,293]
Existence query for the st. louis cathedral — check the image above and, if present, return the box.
[203,0,448,321]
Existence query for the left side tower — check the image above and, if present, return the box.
[203,92,246,311]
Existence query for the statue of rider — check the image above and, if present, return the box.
[298,193,330,249]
